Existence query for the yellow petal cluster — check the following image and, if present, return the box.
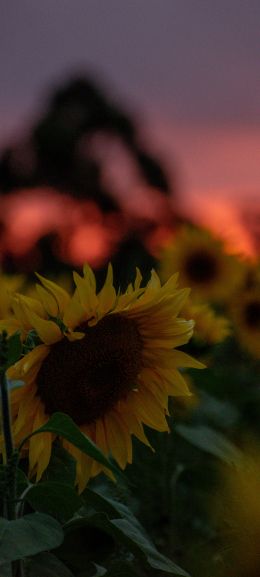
[3,264,204,491]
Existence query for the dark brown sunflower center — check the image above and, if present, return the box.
[37,314,143,425]
[184,250,218,283]
[244,301,260,330]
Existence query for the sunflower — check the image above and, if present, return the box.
[182,297,230,345]
[159,226,244,303]
[229,288,260,359]
[0,273,24,319]
[2,264,203,491]
[214,444,260,576]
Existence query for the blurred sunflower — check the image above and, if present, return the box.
[214,444,260,576]
[230,288,260,359]
[159,226,244,303]
[182,297,230,345]
[0,273,24,319]
[242,258,260,290]
[3,264,203,491]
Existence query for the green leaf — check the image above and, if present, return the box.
[25,552,74,577]
[0,465,29,499]
[175,424,242,465]
[19,412,120,479]
[66,512,189,576]
[55,522,115,570]
[83,487,122,519]
[98,560,142,577]
[5,332,22,369]
[110,517,190,575]
[42,444,77,486]
[193,391,239,428]
[25,481,82,522]
[91,564,107,576]
[68,488,190,576]
[0,513,64,564]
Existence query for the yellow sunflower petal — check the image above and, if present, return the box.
[104,411,128,469]
[134,268,142,290]
[97,264,117,315]
[7,344,49,380]
[23,307,62,345]
[95,418,109,456]
[35,433,53,481]
[65,331,85,341]
[0,318,21,335]
[83,263,97,292]
[17,294,45,318]
[36,284,58,317]
[36,273,70,314]
[63,293,86,329]
[13,387,40,436]
[29,404,50,476]
[130,389,169,432]
[12,297,32,330]
[171,350,205,369]
[73,271,98,314]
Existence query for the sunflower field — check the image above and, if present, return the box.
[0,223,259,577]
[0,78,260,577]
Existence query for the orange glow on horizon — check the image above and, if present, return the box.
[0,184,259,271]
[179,189,259,260]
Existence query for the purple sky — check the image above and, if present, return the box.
[1,1,260,198]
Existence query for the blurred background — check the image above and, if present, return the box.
[0,0,259,283]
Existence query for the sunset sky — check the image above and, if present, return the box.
[1,1,260,256]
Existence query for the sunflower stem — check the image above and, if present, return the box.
[0,331,19,510]
[0,373,14,459]
[0,360,19,519]
[0,333,21,577]
[0,335,14,462]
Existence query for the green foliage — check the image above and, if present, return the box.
[24,481,83,523]
[18,412,120,479]
[42,443,77,485]
[63,486,190,576]
[0,465,28,498]
[2,332,22,370]
[175,423,242,465]
[1,308,260,576]
[0,563,12,577]
[0,331,20,372]
[25,552,75,577]
[0,513,64,564]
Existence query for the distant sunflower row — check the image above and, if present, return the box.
[159,225,260,358]
[0,224,259,490]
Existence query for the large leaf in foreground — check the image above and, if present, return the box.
[0,513,63,564]
[42,444,77,486]
[19,412,120,478]
[67,488,190,576]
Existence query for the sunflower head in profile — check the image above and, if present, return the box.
[230,288,260,359]
[3,264,203,491]
[159,226,244,303]
[182,297,231,345]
